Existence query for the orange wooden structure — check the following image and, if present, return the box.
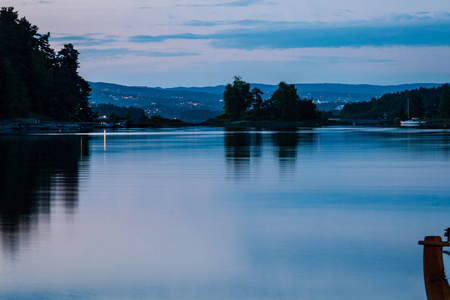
[418,236,450,300]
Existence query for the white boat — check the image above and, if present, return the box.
[400,119,420,127]
[400,98,421,127]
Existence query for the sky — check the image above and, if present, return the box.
[4,0,450,87]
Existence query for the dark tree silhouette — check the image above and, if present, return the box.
[270,82,300,120]
[251,87,263,110]
[0,7,94,121]
[269,82,319,121]
[219,77,319,121]
[340,84,449,120]
[438,85,450,118]
[223,76,252,116]
[408,95,425,119]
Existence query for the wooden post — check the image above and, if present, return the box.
[418,236,450,300]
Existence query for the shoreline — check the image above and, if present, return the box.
[1,118,449,134]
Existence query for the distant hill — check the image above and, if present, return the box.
[88,81,446,122]
[167,83,442,96]
[166,83,445,110]
[90,82,222,104]
[88,82,224,123]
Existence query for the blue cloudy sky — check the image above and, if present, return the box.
[5,0,450,87]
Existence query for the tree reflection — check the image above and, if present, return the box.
[224,127,263,178]
[271,127,299,176]
[224,127,316,178]
[271,128,315,176]
[271,128,299,158]
[0,135,89,256]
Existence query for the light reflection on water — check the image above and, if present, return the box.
[0,126,450,299]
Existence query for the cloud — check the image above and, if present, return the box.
[185,19,295,27]
[130,14,450,49]
[296,56,395,64]
[51,34,118,46]
[209,22,450,49]
[212,0,262,7]
[185,20,223,27]
[129,33,206,43]
[79,48,199,59]
[176,0,262,7]
[145,51,200,57]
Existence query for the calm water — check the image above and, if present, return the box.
[1,126,449,299]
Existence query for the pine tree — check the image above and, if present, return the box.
[0,7,94,120]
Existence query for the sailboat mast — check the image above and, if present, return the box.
[407,98,410,119]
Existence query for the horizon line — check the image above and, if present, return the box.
[87,80,449,89]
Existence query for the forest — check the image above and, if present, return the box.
[340,84,450,120]
[0,7,94,121]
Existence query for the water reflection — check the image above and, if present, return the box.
[271,128,300,176]
[0,135,89,256]
[0,128,449,299]
[271,130,299,158]
[224,128,263,178]
[225,127,316,178]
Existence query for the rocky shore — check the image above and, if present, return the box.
[0,118,190,134]
[0,119,86,134]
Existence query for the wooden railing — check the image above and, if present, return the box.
[418,236,450,300]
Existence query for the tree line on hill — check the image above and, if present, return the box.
[92,103,146,122]
[340,84,450,120]
[221,76,320,121]
[0,7,94,121]
[92,103,185,126]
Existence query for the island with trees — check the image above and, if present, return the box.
[208,76,322,126]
